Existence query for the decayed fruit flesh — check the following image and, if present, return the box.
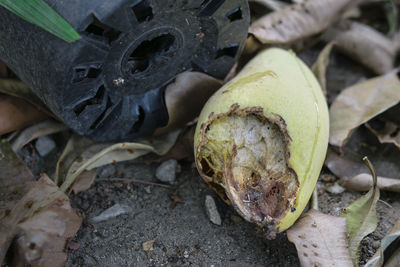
[194,48,329,233]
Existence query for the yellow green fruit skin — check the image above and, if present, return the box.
[194,48,329,232]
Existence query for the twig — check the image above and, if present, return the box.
[96,177,170,189]
[378,199,393,209]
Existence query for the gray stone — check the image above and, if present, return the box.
[98,164,117,178]
[89,204,131,223]
[205,195,222,226]
[155,159,180,184]
[326,182,346,194]
[35,136,56,157]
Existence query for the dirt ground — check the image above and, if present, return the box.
[19,143,400,267]
[66,160,299,267]
[60,159,398,267]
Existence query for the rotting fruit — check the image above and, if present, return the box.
[194,48,329,235]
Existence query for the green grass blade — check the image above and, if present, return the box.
[0,0,80,43]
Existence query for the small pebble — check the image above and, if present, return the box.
[68,240,80,250]
[183,250,189,258]
[326,182,345,194]
[89,204,131,223]
[144,186,152,194]
[142,240,154,251]
[35,136,56,157]
[205,195,222,226]
[98,165,117,178]
[155,159,180,184]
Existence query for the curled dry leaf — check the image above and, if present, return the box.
[0,94,46,136]
[365,217,400,267]
[0,174,82,267]
[59,142,153,192]
[63,141,150,192]
[366,121,400,149]
[60,130,181,192]
[343,173,400,193]
[154,126,196,163]
[311,42,335,95]
[55,134,94,186]
[322,20,397,75]
[341,158,380,266]
[287,209,353,267]
[249,0,358,44]
[155,72,222,136]
[329,69,400,147]
[11,119,67,151]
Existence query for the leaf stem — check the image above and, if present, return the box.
[362,157,377,188]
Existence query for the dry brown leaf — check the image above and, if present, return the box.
[0,140,35,216]
[0,174,82,266]
[0,94,46,136]
[242,35,264,57]
[366,121,400,149]
[322,20,397,75]
[0,79,53,117]
[287,209,353,267]
[71,170,97,194]
[249,0,358,44]
[325,133,400,181]
[365,217,400,267]
[343,173,400,193]
[154,126,195,162]
[155,72,222,136]
[329,70,400,147]
[11,119,67,151]
[312,42,335,95]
